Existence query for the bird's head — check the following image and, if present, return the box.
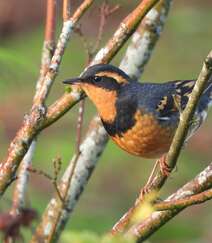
[63,64,130,98]
[63,64,131,122]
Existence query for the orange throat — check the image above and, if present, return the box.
[82,84,117,122]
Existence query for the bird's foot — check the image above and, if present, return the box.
[139,186,150,199]
[139,159,161,198]
[139,155,172,199]
[158,155,172,177]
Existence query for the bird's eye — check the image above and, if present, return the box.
[93,76,102,82]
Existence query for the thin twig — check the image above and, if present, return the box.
[28,158,64,203]
[93,1,120,55]
[74,25,93,61]
[52,157,63,202]
[154,189,212,211]
[63,0,71,21]
[52,181,64,203]
[53,156,62,182]
[74,2,120,63]
[47,98,86,241]
[35,0,57,95]
[45,0,57,43]
[27,166,53,181]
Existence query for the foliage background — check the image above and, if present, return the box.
[0,0,211,242]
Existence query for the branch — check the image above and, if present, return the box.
[67,2,120,202]
[92,1,120,56]
[11,141,36,213]
[40,0,162,128]
[31,117,108,242]
[35,0,57,94]
[11,1,57,214]
[112,49,212,235]
[0,0,94,196]
[0,0,160,197]
[74,1,120,63]
[92,0,160,65]
[63,0,71,21]
[154,189,212,211]
[127,162,212,241]
[45,97,86,241]
[33,0,94,107]
[120,0,173,79]
[112,0,173,234]
[31,1,164,240]
[145,49,212,192]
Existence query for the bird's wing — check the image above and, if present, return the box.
[156,79,196,121]
[156,78,212,139]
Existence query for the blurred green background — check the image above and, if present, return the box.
[0,0,211,242]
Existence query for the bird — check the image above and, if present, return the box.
[63,64,212,176]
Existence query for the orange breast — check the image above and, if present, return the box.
[111,111,175,158]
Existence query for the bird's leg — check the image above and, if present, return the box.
[140,159,161,197]
[140,154,172,198]
[158,154,171,176]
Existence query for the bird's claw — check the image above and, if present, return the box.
[158,155,172,177]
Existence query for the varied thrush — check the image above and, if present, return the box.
[63,64,212,173]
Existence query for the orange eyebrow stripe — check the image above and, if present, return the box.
[96,71,128,84]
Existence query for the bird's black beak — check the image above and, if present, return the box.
[63,77,84,85]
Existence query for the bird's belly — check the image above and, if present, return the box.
[111,114,175,158]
